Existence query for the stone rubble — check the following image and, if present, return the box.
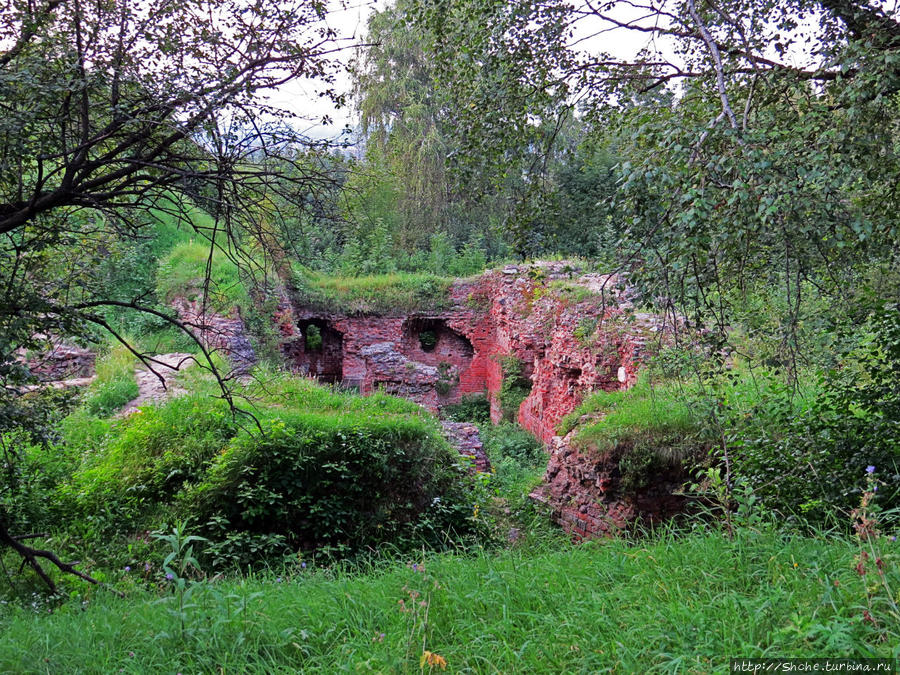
[440,421,490,473]
[170,298,257,375]
[19,339,95,381]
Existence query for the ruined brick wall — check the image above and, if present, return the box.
[181,261,677,539]
[530,435,688,539]
[171,298,257,375]
[279,262,659,445]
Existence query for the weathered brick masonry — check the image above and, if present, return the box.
[278,263,656,445]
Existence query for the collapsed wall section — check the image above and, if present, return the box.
[279,263,660,446]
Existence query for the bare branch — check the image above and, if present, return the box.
[686,0,741,134]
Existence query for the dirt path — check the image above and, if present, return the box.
[119,352,196,416]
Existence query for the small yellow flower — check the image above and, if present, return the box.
[420,651,447,670]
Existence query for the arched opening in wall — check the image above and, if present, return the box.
[284,319,344,383]
[401,318,474,370]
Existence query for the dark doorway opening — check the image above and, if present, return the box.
[284,319,344,383]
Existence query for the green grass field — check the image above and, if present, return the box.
[0,524,895,673]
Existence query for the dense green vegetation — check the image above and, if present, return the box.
[1,525,898,672]
[2,0,900,667]
[47,372,480,571]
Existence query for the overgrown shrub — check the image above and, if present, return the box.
[62,375,477,567]
[497,355,531,422]
[481,423,544,467]
[442,393,491,424]
[731,304,900,522]
[66,395,237,527]
[0,431,78,534]
[183,407,471,565]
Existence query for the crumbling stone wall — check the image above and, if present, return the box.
[171,298,257,375]
[170,261,674,539]
[19,339,95,381]
[530,434,688,539]
[279,262,660,445]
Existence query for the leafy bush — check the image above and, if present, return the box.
[0,431,78,534]
[497,355,531,422]
[482,423,544,467]
[442,393,491,424]
[63,394,237,536]
[731,304,900,521]
[418,330,437,351]
[63,374,476,567]
[184,408,470,564]
[305,324,323,351]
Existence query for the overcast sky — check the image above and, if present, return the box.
[265,0,782,144]
[260,0,383,141]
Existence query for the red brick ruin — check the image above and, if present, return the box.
[277,263,655,444]
[182,261,678,540]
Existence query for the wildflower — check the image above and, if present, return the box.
[867,465,876,474]
[276,577,282,583]
[144,563,151,572]
[165,572,174,580]
[420,651,448,670]
[412,563,418,571]
[124,566,131,572]
[892,536,897,542]
[301,562,307,569]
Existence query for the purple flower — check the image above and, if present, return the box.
[301,562,307,569]
[276,577,282,583]
[412,564,418,571]
[165,572,174,580]
[124,566,131,572]
[867,465,876,474]
[892,536,897,542]
[144,563,151,572]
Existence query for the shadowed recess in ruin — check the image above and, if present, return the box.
[401,317,474,367]
[284,319,344,383]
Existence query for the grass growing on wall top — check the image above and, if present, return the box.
[291,265,453,314]
[559,376,697,443]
